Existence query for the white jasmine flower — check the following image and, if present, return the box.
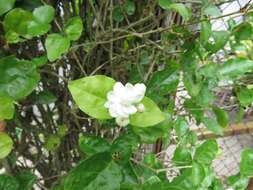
[104,82,146,126]
[116,117,130,127]
[137,103,145,112]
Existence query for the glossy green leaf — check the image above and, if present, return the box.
[197,85,214,107]
[26,20,50,36]
[120,162,139,189]
[36,91,57,105]
[132,118,172,143]
[33,5,55,24]
[57,125,68,138]
[174,117,189,139]
[4,8,33,37]
[203,4,221,16]
[0,96,14,120]
[168,3,191,21]
[79,135,110,156]
[44,134,61,151]
[195,140,218,165]
[172,146,192,166]
[147,66,179,95]
[141,176,163,190]
[0,175,19,190]
[233,22,253,41]
[3,7,52,43]
[202,117,223,135]
[113,6,124,22]
[212,107,229,128]
[124,0,135,15]
[111,133,139,164]
[0,0,15,16]
[64,17,83,41]
[45,34,70,61]
[0,132,13,159]
[68,75,115,119]
[0,56,40,100]
[227,174,249,190]
[159,1,191,21]
[32,56,48,67]
[130,97,165,127]
[158,0,172,9]
[204,31,229,53]
[236,87,253,107]
[200,20,212,45]
[16,171,37,190]
[191,162,205,186]
[64,152,122,190]
[183,72,202,97]
[218,58,253,79]
[240,148,253,177]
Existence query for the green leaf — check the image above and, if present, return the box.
[33,5,55,24]
[132,118,172,143]
[0,175,19,190]
[124,0,135,16]
[0,132,13,159]
[240,148,253,177]
[16,171,37,190]
[79,135,110,156]
[172,146,192,166]
[174,117,189,139]
[183,72,202,97]
[195,140,218,165]
[0,56,40,100]
[204,31,230,53]
[3,7,53,43]
[227,174,249,190]
[200,20,212,45]
[141,176,163,190]
[168,3,191,21]
[218,58,253,79]
[158,0,172,9]
[0,0,15,16]
[68,75,115,119]
[57,125,68,138]
[4,8,33,37]
[130,97,165,127]
[202,117,223,135]
[212,107,229,128]
[203,4,221,16]
[120,162,139,189]
[44,134,61,151]
[147,65,179,95]
[27,21,50,36]
[0,96,14,120]
[64,152,122,190]
[197,85,214,107]
[210,178,225,190]
[236,87,253,107]
[191,162,205,186]
[111,133,139,164]
[64,17,83,41]
[32,56,48,67]
[113,6,124,22]
[36,91,57,105]
[45,34,70,61]
[233,22,253,41]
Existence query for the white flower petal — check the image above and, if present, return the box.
[123,105,137,115]
[137,103,145,112]
[116,117,130,127]
[113,82,125,92]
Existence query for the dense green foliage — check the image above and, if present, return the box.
[1,0,253,189]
